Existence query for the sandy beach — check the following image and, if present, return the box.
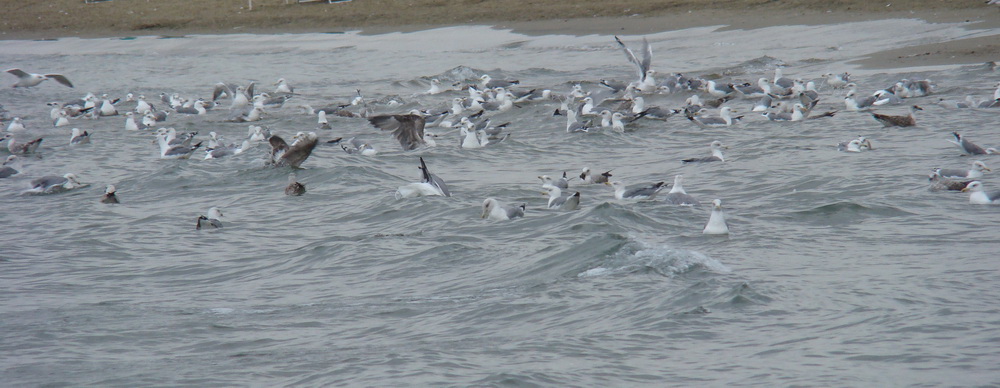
[2,1,999,67]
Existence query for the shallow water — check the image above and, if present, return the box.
[2,18,999,386]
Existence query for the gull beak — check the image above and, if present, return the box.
[984,167,993,172]
[604,182,612,186]
[961,187,970,192]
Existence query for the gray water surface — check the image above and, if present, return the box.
[1,19,999,387]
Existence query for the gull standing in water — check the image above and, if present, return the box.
[396,157,451,199]
[196,207,224,230]
[5,68,74,88]
[703,199,730,235]
[481,198,525,220]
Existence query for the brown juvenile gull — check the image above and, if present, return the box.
[871,105,922,127]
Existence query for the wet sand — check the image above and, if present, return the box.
[2,0,998,68]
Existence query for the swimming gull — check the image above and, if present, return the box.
[156,132,202,159]
[837,136,873,152]
[29,173,83,194]
[608,180,665,200]
[481,198,526,220]
[822,72,850,89]
[0,155,22,178]
[538,173,569,190]
[663,174,700,206]
[101,185,119,204]
[949,132,995,155]
[543,184,581,211]
[934,160,991,179]
[872,105,922,127]
[274,78,294,94]
[683,140,726,163]
[285,173,306,196]
[269,132,318,168]
[340,137,378,156]
[687,106,741,127]
[196,207,224,230]
[205,139,251,160]
[6,68,73,88]
[2,133,43,155]
[927,173,972,192]
[69,128,90,145]
[961,181,1000,204]
[396,157,451,199]
[7,117,25,132]
[703,199,730,235]
[580,167,613,184]
[479,74,519,90]
[175,100,209,115]
[368,110,427,151]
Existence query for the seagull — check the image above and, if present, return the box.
[274,78,294,94]
[580,167,613,184]
[367,111,426,151]
[961,181,1000,204]
[927,173,972,192]
[155,132,202,159]
[687,106,741,127]
[340,137,378,156]
[285,173,306,196]
[268,132,318,168]
[69,128,90,145]
[948,132,995,155]
[100,185,119,204]
[6,117,25,132]
[543,184,581,211]
[538,173,569,190]
[204,139,251,160]
[934,160,991,179]
[663,175,700,206]
[1,133,43,155]
[703,199,730,235]
[822,72,850,89]
[614,36,656,93]
[196,207,224,230]
[872,105,922,127]
[607,180,665,200]
[479,74,519,89]
[481,198,526,220]
[682,140,726,163]
[5,68,73,88]
[396,157,451,199]
[29,173,83,194]
[0,155,22,178]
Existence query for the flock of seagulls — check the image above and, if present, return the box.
[2,35,1000,233]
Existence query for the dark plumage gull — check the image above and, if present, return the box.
[367,111,426,151]
[101,185,119,204]
[580,167,612,184]
[872,105,922,127]
[0,155,22,178]
[269,132,318,168]
[285,174,306,196]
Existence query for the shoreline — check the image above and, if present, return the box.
[2,2,998,70]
